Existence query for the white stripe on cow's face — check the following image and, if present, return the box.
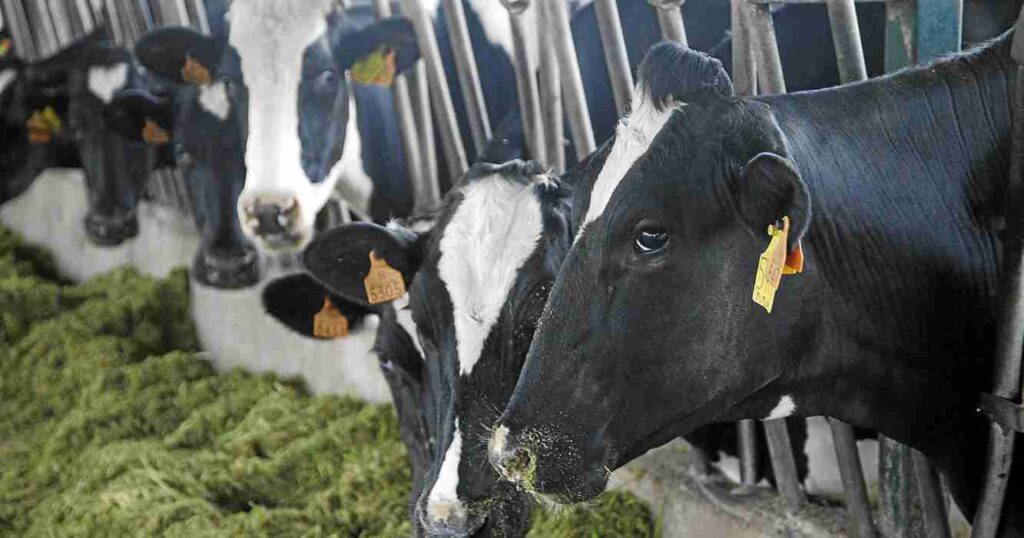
[393,293,425,361]
[0,69,16,97]
[327,93,373,216]
[578,84,680,240]
[466,0,513,58]
[198,80,231,121]
[765,395,796,419]
[229,0,334,236]
[425,421,467,524]
[438,174,544,376]
[87,63,129,104]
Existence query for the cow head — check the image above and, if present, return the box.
[304,161,572,536]
[490,43,812,503]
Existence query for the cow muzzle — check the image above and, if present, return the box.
[84,210,138,246]
[241,195,305,249]
[417,496,484,537]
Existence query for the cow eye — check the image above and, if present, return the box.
[316,70,339,97]
[634,227,668,254]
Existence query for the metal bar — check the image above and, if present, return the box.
[374,0,426,216]
[826,0,867,83]
[187,0,210,33]
[914,0,963,64]
[764,419,807,513]
[2,0,37,60]
[155,0,190,26]
[544,0,595,160]
[745,2,786,95]
[912,449,951,538]
[829,418,877,538]
[103,0,125,47]
[877,434,924,537]
[538,8,564,173]
[411,61,440,202]
[649,0,687,45]
[738,419,758,487]
[972,59,1024,538]
[748,0,887,3]
[595,0,633,116]
[45,0,75,48]
[441,0,491,155]
[504,0,545,163]
[25,0,59,59]
[73,0,98,35]
[730,0,756,97]
[401,0,467,190]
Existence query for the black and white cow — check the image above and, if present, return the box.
[0,30,160,245]
[490,33,1024,533]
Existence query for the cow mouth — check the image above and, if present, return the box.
[257,231,307,252]
[193,245,260,289]
[84,211,139,246]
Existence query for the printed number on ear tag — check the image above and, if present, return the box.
[364,251,405,304]
[752,216,790,314]
[142,120,170,146]
[313,297,349,339]
[181,55,212,85]
[26,107,62,144]
[350,46,397,86]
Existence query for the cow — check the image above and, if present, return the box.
[1,30,159,246]
[489,33,1023,534]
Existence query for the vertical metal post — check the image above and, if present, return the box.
[441,0,490,155]
[412,62,439,199]
[103,0,125,46]
[648,0,687,46]
[877,435,924,537]
[25,1,59,59]
[544,0,595,160]
[538,8,563,173]
[594,0,633,116]
[912,449,951,538]
[2,0,37,61]
[763,419,808,514]
[373,0,427,214]
[738,420,758,488]
[155,0,189,27]
[830,418,877,538]
[826,0,867,84]
[72,0,98,36]
[502,0,545,163]
[744,2,785,95]
[730,0,756,97]
[400,0,467,188]
[45,1,75,48]
[187,0,210,34]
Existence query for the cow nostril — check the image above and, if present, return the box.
[488,425,536,487]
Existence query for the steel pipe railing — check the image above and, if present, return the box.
[744,2,785,95]
[913,448,952,538]
[538,7,564,173]
[441,0,490,155]
[502,0,545,163]
[543,0,595,161]
[826,0,867,83]
[830,419,877,538]
[730,0,756,97]
[400,0,466,195]
[648,0,687,45]
[411,61,440,203]
[2,0,37,60]
[595,0,633,116]
[764,419,807,513]
[737,420,758,488]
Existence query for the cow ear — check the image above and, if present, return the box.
[135,27,221,85]
[731,153,811,251]
[104,89,175,146]
[636,41,733,107]
[303,221,427,306]
[333,17,420,77]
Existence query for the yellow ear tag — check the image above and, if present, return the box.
[752,216,801,313]
[181,55,212,85]
[313,297,350,339]
[26,107,62,144]
[364,251,406,304]
[141,119,170,146]
[350,46,397,86]
[0,38,11,58]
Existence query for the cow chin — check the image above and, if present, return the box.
[254,230,310,253]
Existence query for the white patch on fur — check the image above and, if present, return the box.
[766,395,796,420]
[328,94,373,216]
[490,424,509,461]
[438,175,544,376]
[425,421,467,524]
[198,80,231,121]
[577,84,680,239]
[465,0,513,58]
[87,63,129,104]
[393,293,424,360]
[0,69,16,96]
[229,0,336,246]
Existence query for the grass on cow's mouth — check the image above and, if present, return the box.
[0,225,655,537]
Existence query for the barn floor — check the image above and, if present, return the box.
[0,225,654,536]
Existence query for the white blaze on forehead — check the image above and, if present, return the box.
[466,0,513,57]
[438,174,544,376]
[766,395,796,420]
[577,84,681,239]
[229,0,334,221]
[87,63,129,104]
[426,421,467,521]
[198,80,231,121]
[0,69,16,96]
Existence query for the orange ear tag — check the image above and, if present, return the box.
[181,55,212,85]
[752,216,801,313]
[363,251,406,304]
[141,119,170,146]
[0,38,11,58]
[313,297,350,339]
[350,46,397,86]
[26,107,62,144]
